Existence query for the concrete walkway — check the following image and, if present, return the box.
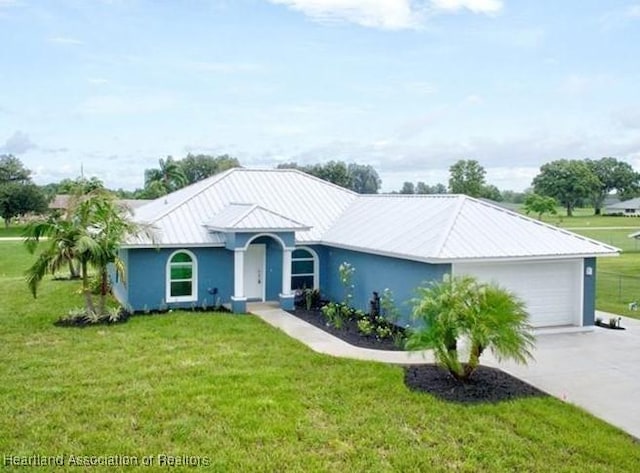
[250,304,640,440]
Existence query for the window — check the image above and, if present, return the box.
[291,248,317,290]
[166,250,197,302]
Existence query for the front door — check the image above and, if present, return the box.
[244,244,265,301]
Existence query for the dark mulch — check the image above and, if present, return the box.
[287,308,405,351]
[404,364,548,404]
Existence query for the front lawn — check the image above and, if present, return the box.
[1,241,639,472]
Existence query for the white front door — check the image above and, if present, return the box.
[244,244,266,301]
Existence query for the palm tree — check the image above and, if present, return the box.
[23,217,82,281]
[25,190,153,316]
[144,156,187,195]
[406,275,535,382]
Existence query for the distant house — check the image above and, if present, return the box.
[604,198,640,216]
[112,168,618,328]
[49,194,151,215]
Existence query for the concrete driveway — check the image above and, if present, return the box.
[252,304,640,440]
[483,312,640,440]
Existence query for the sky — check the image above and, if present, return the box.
[1,0,640,192]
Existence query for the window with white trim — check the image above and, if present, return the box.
[291,248,317,290]
[167,250,197,302]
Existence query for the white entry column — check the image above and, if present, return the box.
[281,248,292,296]
[231,249,247,313]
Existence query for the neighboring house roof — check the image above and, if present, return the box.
[49,194,151,211]
[49,194,71,210]
[204,203,310,232]
[120,199,152,209]
[129,168,619,262]
[605,197,640,211]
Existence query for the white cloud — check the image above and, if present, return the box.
[1,131,37,154]
[269,0,422,29]
[268,0,502,29]
[431,0,502,14]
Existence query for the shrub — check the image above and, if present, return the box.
[406,275,535,382]
[322,302,349,329]
[357,318,374,336]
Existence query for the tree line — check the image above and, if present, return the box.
[2,152,639,227]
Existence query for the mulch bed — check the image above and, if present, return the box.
[404,364,548,404]
[287,308,404,351]
[290,308,547,404]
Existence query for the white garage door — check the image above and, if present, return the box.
[453,260,582,327]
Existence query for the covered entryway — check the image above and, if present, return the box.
[203,203,311,313]
[453,259,583,327]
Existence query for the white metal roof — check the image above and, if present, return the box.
[204,203,310,232]
[131,168,357,245]
[322,195,618,262]
[129,168,619,261]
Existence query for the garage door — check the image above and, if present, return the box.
[453,260,582,327]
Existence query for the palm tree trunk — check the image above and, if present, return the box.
[68,259,79,279]
[463,343,484,380]
[98,266,108,315]
[81,260,96,315]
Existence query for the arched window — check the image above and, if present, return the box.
[166,250,198,302]
[291,248,318,290]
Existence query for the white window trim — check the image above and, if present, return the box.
[166,249,198,303]
[291,246,319,290]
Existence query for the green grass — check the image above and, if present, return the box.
[595,254,640,317]
[1,242,640,472]
[538,209,640,229]
[0,223,26,237]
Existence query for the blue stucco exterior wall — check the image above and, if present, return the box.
[125,247,234,311]
[110,249,129,308]
[583,257,596,326]
[321,246,451,324]
[228,231,295,250]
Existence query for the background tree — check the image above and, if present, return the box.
[0,154,31,183]
[481,184,503,201]
[501,190,528,204]
[55,176,105,195]
[448,159,486,197]
[277,161,381,193]
[0,183,48,227]
[586,157,640,214]
[144,156,187,196]
[399,182,415,194]
[415,182,429,194]
[347,163,381,194]
[406,275,535,382]
[523,193,558,220]
[0,155,47,227]
[179,153,240,185]
[532,159,600,216]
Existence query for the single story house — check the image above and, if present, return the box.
[113,168,618,328]
[604,197,640,216]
